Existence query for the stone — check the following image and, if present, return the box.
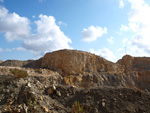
[52,84,56,90]
[56,90,61,97]
[47,87,55,95]
[67,93,69,97]
[39,96,43,101]
[27,82,31,88]
[23,103,28,113]
[102,101,105,107]
[41,106,49,112]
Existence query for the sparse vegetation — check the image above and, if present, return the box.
[28,96,39,113]
[71,101,84,113]
[10,68,28,78]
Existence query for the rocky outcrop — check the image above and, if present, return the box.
[40,49,123,76]
[117,55,150,71]
[0,60,2,64]
[117,55,150,90]
[0,60,34,67]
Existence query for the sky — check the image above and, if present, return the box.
[0,0,150,62]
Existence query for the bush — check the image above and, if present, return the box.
[10,68,28,78]
[71,101,84,113]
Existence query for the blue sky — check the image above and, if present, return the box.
[0,0,150,62]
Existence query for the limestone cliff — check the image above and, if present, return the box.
[117,55,150,90]
[117,55,150,71]
[40,49,123,76]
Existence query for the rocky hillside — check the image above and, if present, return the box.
[0,66,150,113]
[0,50,150,112]
[1,50,150,90]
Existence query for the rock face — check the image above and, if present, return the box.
[41,50,123,76]
[117,55,150,71]
[0,60,34,67]
[0,60,2,64]
[117,55,150,90]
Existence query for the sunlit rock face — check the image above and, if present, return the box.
[117,55,150,90]
[41,49,123,76]
[0,60,2,64]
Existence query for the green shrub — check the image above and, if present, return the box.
[71,100,84,113]
[10,68,28,78]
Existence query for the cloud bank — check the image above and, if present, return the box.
[0,6,72,57]
[0,6,30,42]
[119,0,150,56]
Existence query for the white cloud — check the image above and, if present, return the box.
[0,6,30,42]
[119,0,124,8]
[89,48,116,62]
[118,0,150,56]
[23,14,72,56]
[6,48,12,52]
[58,21,67,26]
[12,47,26,51]
[120,24,129,31]
[0,7,72,58]
[82,26,107,42]
[32,15,35,18]
[128,0,150,54]
[0,48,3,52]
[107,36,114,44]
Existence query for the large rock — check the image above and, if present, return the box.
[41,49,123,76]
